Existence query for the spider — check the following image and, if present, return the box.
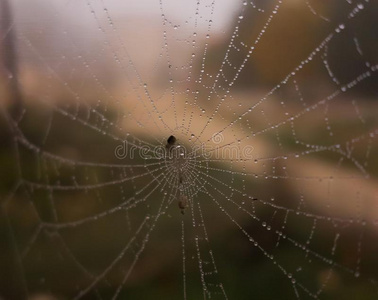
[165,135,177,151]
[166,135,184,180]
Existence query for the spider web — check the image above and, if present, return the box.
[1,0,378,299]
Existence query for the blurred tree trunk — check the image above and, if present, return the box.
[1,0,22,119]
[0,2,25,300]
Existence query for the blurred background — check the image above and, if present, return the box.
[1,0,378,299]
